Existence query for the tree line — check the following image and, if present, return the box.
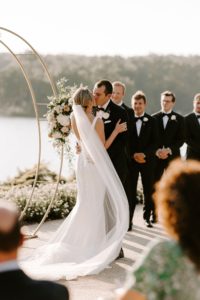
[0,53,200,117]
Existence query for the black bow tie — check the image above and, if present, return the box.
[98,107,106,112]
[135,116,143,121]
[162,112,171,117]
[93,106,105,115]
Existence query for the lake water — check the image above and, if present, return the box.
[0,117,187,183]
[0,117,76,183]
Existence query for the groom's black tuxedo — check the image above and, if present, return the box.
[0,269,69,300]
[185,112,200,160]
[152,110,185,182]
[129,111,158,221]
[102,100,129,184]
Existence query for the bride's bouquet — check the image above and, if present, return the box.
[46,78,77,150]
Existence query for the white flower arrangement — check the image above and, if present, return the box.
[143,117,148,122]
[46,78,77,149]
[0,183,76,223]
[171,115,176,120]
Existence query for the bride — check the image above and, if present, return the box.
[21,87,129,280]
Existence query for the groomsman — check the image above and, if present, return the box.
[185,93,200,160]
[111,81,135,231]
[129,91,158,227]
[153,91,185,180]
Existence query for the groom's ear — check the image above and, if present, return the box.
[106,93,112,100]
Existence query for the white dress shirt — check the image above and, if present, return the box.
[162,110,172,129]
[0,260,19,273]
[195,113,200,125]
[101,99,110,110]
[135,113,145,136]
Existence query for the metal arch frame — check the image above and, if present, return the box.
[0,27,64,238]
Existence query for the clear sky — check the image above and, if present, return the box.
[0,0,200,56]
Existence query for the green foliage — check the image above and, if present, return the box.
[1,53,200,117]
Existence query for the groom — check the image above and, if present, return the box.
[93,79,129,258]
[93,80,129,187]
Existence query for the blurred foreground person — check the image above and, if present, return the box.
[0,200,69,300]
[120,159,200,300]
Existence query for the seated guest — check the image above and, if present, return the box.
[0,200,69,300]
[120,159,200,300]
[185,93,200,160]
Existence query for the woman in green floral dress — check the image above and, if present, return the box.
[120,159,200,300]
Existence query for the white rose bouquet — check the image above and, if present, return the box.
[46,78,77,149]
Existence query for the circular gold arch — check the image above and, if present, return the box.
[0,27,64,238]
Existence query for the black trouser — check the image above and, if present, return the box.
[124,168,136,227]
[131,161,155,221]
[111,156,134,227]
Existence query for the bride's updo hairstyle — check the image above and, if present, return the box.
[73,87,93,109]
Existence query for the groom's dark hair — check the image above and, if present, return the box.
[96,80,113,95]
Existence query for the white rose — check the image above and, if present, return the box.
[96,111,110,119]
[143,117,148,122]
[96,111,104,118]
[103,112,110,119]
[52,131,63,139]
[50,120,57,130]
[54,105,62,114]
[171,115,176,120]
[47,112,55,122]
[61,126,69,133]
[57,114,70,126]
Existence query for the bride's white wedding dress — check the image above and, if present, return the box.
[21,105,129,280]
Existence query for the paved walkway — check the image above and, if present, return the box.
[19,204,168,300]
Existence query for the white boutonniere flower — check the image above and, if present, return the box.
[143,117,148,122]
[171,115,176,120]
[96,110,110,119]
[103,112,110,119]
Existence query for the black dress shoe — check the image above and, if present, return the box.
[151,212,157,223]
[151,216,157,223]
[145,220,153,228]
[116,248,124,260]
[128,223,133,232]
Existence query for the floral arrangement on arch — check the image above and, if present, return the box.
[46,78,77,149]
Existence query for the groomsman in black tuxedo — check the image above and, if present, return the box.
[129,91,158,227]
[93,80,129,257]
[152,91,185,221]
[0,201,69,300]
[153,91,185,177]
[111,81,135,231]
[185,93,200,160]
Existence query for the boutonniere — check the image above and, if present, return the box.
[171,115,176,120]
[143,117,148,122]
[96,110,110,120]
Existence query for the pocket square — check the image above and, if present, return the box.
[104,120,111,124]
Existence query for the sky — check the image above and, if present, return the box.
[0,0,200,57]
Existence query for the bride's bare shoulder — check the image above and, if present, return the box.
[95,118,104,129]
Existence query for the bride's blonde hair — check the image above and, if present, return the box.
[73,87,93,109]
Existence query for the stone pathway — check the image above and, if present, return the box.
[19,204,168,300]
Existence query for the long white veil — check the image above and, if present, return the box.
[20,105,129,280]
[73,104,129,233]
